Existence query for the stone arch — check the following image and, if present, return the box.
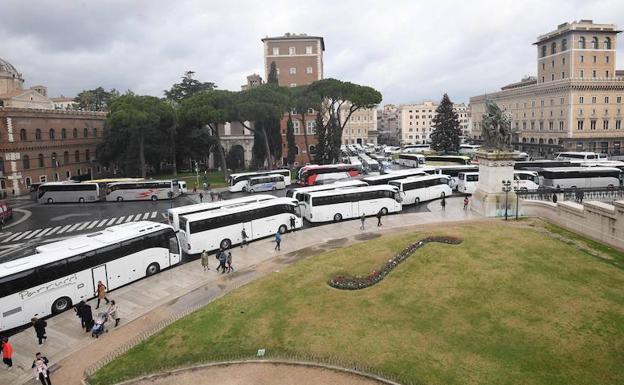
[226,144,245,171]
[538,138,544,144]
[547,138,554,144]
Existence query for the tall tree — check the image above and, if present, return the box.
[99,93,175,177]
[178,90,233,180]
[164,71,217,103]
[307,79,382,163]
[286,114,297,167]
[289,86,320,164]
[74,87,119,111]
[267,62,279,85]
[430,93,462,154]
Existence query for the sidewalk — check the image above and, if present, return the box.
[2,197,478,385]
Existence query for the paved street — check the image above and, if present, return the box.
[0,197,478,385]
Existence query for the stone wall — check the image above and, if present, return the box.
[521,199,624,251]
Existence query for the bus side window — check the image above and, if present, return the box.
[168,235,179,254]
[67,254,91,273]
[36,260,69,284]
[0,269,38,297]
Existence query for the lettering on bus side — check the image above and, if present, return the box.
[19,274,78,300]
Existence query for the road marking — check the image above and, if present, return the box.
[142,212,150,220]
[36,227,53,237]
[0,232,12,238]
[57,224,73,234]
[105,218,117,226]
[23,229,42,239]
[125,214,135,222]
[46,226,62,236]
[76,222,90,231]
[2,232,23,243]
[87,220,100,229]
[12,231,33,241]
[96,219,109,227]
[150,211,158,218]
[66,223,82,232]
[116,216,126,224]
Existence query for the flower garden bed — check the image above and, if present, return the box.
[328,236,463,290]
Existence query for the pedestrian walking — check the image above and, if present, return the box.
[107,300,120,327]
[201,250,210,271]
[33,356,51,385]
[360,213,366,230]
[31,316,47,344]
[226,252,234,273]
[95,281,110,309]
[81,302,94,333]
[218,250,227,274]
[74,301,86,329]
[579,190,584,203]
[289,215,296,232]
[241,228,248,248]
[376,210,383,226]
[1,336,12,370]
[441,197,446,211]
[463,196,469,210]
[552,193,558,204]
[199,192,204,202]
[32,353,51,385]
[274,231,281,251]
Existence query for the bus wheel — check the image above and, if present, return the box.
[380,207,388,215]
[249,189,255,193]
[146,263,160,276]
[78,197,85,203]
[333,213,342,222]
[47,198,54,204]
[272,186,277,191]
[220,238,232,250]
[116,197,124,202]
[279,224,287,234]
[51,297,72,314]
[151,195,158,201]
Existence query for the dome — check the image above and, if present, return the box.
[0,57,21,77]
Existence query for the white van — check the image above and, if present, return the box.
[177,180,188,194]
[458,172,479,194]
[247,175,286,193]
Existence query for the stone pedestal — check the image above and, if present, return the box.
[471,150,522,217]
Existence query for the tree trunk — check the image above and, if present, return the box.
[170,125,177,177]
[139,132,146,178]
[211,124,230,181]
[300,114,312,164]
[262,128,274,170]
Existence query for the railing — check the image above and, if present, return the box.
[516,186,624,202]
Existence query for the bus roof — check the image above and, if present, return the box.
[304,184,398,198]
[167,195,276,216]
[2,221,173,277]
[290,180,367,194]
[230,169,289,178]
[434,165,479,171]
[180,197,297,222]
[362,169,427,182]
[250,174,284,180]
[541,166,621,173]
[390,174,450,184]
[108,179,173,186]
[89,178,144,183]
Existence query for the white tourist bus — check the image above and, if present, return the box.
[433,165,479,190]
[402,144,430,153]
[396,154,426,168]
[359,154,381,174]
[286,180,368,202]
[554,151,607,162]
[540,167,622,189]
[300,185,402,223]
[167,194,276,231]
[178,197,303,254]
[106,180,180,202]
[0,221,181,332]
[38,182,100,204]
[247,175,286,193]
[513,171,541,190]
[389,175,452,205]
[458,144,481,155]
[227,169,291,192]
[457,172,479,194]
[362,169,429,186]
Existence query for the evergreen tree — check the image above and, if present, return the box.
[430,93,462,154]
[286,115,297,166]
[251,121,267,168]
[267,62,279,85]
[314,113,327,164]
[267,116,282,163]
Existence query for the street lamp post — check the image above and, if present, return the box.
[502,180,512,220]
[514,179,521,220]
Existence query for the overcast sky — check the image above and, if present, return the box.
[1,0,623,105]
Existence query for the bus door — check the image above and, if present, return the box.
[351,200,361,218]
[168,234,181,265]
[91,265,108,295]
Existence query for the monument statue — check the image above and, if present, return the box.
[480,99,515,151]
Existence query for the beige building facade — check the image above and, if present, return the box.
[398,101,469,145]
[340,105,378,145]
[470,20,624,157]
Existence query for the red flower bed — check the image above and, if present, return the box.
[328,236,462,290]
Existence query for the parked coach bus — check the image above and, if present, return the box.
[227,169,291,192]
[541,167,622,189]
[0,221,181,332]
[298,164,360,186]
[167,195,276,231]
[287,180,368,202]
[178,197,302,253]
[362,169,429,185]
[396,154,426,168]
[389,175,452,205]
[38,182,100,204]
[106,180,179,202]
[424,155,471,165]
[247,175,286,193]
[300,185,402,223]
[434,165,479,190]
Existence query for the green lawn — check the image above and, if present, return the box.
[90,222,624,385]
[153,171,227,189]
